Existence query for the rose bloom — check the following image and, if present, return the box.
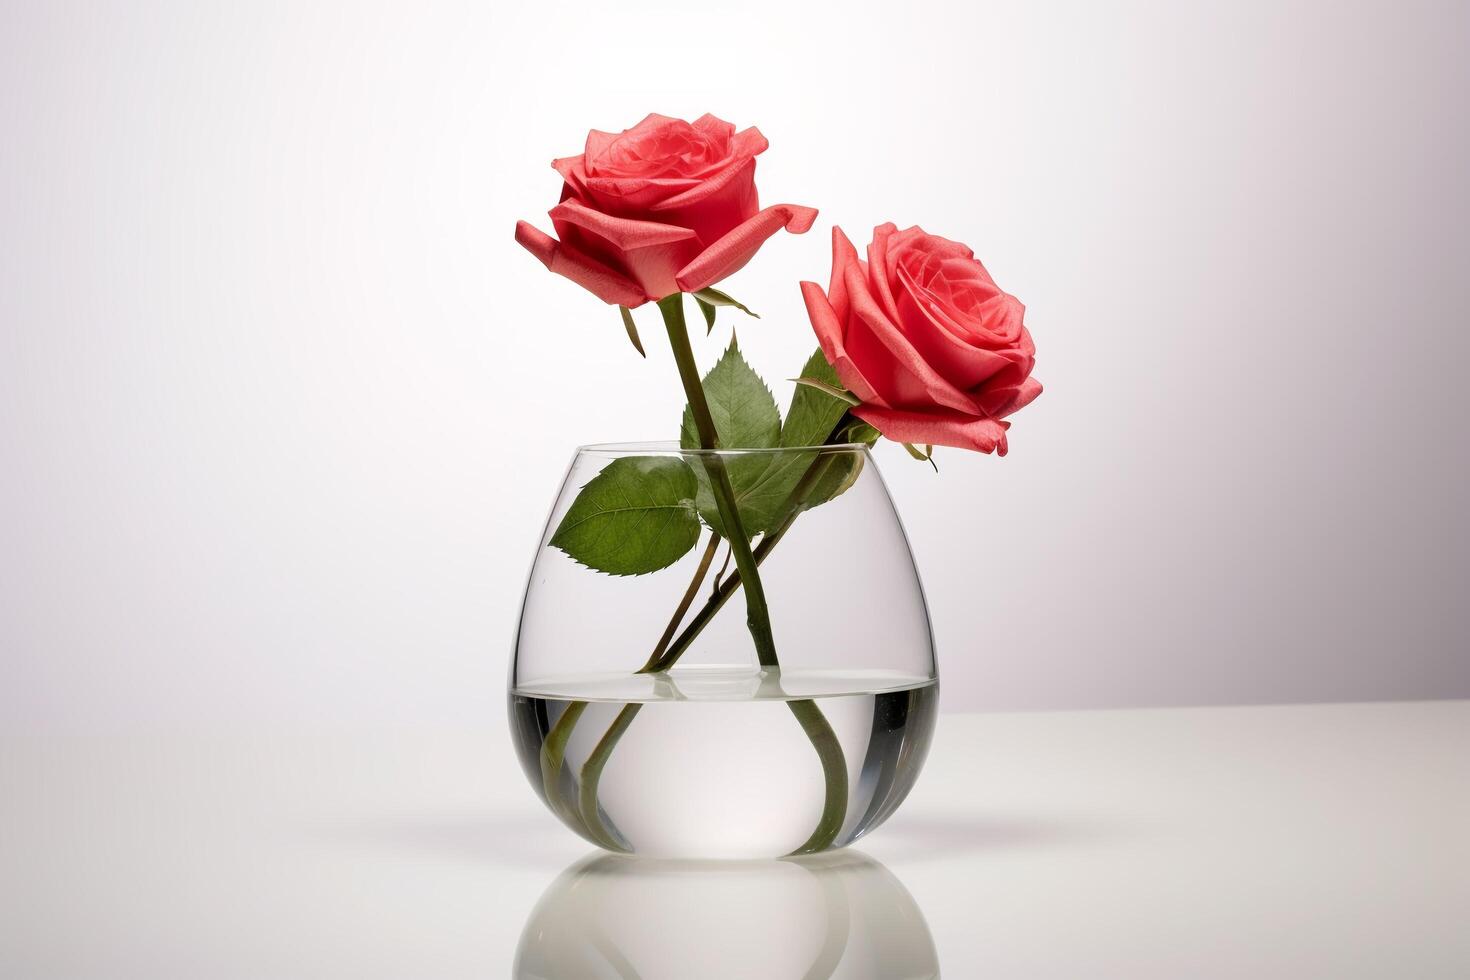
[801,224,1042,455]
[515,113,816,307]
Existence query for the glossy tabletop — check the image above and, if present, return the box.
[3,700,1466,977]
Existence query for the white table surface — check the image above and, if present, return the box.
[2,700,1466,978]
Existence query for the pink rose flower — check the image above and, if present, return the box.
[801,224,1042,455]
[515,113,817,307]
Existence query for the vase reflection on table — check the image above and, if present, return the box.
[514,850,939,979]
[510,443,939,859]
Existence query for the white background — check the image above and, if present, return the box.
[2,0,1467,732]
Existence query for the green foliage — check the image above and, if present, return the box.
[691,286,758,319]
[679,347,875,537]
[550,456,701,575]
[679,338,781,451]
[802,411,881,510]
[695,296,717,335]
[551,346,878,573]
[903,441,938,472]
[790,375,859,406]
[781,350,856,448]
[617,306,646,357]
[678,340,781,537]
[835,418,881,444]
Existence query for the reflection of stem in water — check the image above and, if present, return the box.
[538,700,588,831]
[786,698,851,855]
[577,702,642,848]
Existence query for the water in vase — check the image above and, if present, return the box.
[509,665,939,858]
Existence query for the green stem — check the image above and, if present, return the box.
[577,702,643,847]
[656,293,778,667]
[539,700,588,825]
[787,698,850,854]
[639,532,720,674]
[654,295,847,853]
[571,314,856,854]
[641,450,840,675]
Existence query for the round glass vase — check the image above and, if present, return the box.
[510,442,938,859]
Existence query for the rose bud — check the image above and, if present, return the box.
[801,224,1042,455]
[515,113,817,307]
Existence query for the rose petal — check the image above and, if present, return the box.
[976,375,1043,419]
[648,157,760,244]
[595,113,682,166]
[550,199,702,300]
[691,113,737,143]
[890,226,972,263]
[800,281,888,407]
[575,119,759,218]
[828,226,864,326]
[591,113,739,181]
[909,275,1026,349]
[865,222,902,324]
[1011,375,1043,412]
[583,128,620,160]
[894,266,1026,390]
[840,255,981,415]
[674,203,818,293]
[549,199,698,250]
[729,126,769,158]
[551,154,587,188]
[581,176,703,213]
[852,406,1012,456]
[515,220,647,307]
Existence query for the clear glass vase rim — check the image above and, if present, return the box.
[576,440,872,457]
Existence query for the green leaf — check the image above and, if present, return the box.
[618,306,646,357]
[790,376,859,406]
[692,287,759,319]
[676,341,781,538]
[695,296,717,335]
[672,348,883,538]
[799,413,882,510]
[903,442,939,472]
[679,338,780,452]
[782,350,857,448]
[804,453,865,505]
[709,349,855,527]
[837,418,881,444]
[550,456,701,575]
[690,350,863,536]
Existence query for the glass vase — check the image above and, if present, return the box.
[509,442,938,858]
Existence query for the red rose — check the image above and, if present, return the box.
[801,224,1042,455]
[515,113,817,307]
